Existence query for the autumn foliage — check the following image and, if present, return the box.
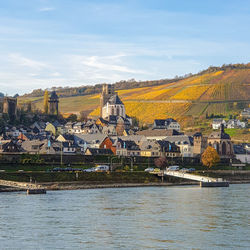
[202,146,220,168]
[43,90,49,114]
[154,157,168,170]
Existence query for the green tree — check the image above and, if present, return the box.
[44,90,49,114]
[202,146,220,168]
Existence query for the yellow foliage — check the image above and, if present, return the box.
[124,102,191,123]
[202,146,220,168]
[171,85,211,100]
[89,101,191,124]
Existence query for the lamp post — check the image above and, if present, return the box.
[60,141,63,166]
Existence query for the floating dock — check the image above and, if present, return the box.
[27,189,47,194]
[200,181,229,187]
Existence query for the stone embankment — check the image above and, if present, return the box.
[0,179,42,190]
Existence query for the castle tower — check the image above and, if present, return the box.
[100,84,114,117]
[49,91,59,116]
[0,97,17,118]
[193,132,207,156]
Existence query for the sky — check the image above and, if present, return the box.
[0,0,249,95]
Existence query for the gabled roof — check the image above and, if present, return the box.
[62,134,75,141]
[157,140,180,152]
[118,140,140,150]
[75,134,107,145]
[108,94,123,105]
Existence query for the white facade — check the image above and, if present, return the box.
[102,102,126,120]
[168,122,181,131]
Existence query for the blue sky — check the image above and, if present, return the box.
[0,0,249,95]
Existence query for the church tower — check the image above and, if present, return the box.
[100,84,114,117]
[49,91,59,116]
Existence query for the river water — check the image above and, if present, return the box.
[0,184,249,249]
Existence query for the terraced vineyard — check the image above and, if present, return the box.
[18,65,250,124]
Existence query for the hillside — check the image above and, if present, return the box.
[18,64,250,125]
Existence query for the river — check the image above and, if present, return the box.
[0,184,249,249]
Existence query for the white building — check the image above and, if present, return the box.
[212,119,226,129]
[102,95,126,120]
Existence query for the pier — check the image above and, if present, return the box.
[153,170,229,187]
[0,179,46,194]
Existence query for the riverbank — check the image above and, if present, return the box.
[1,181,250,193]
[1,170,250,192]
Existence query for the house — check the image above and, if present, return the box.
[85,148,113,156]
[39,140,60,154]
[75,134,108,149]
[139,140,161,157]
[241,108,250,118]
[61,142,78,154]
[233,144,250,164]
[65,122,75,134]
[81,123,101,134]
[70,122,85,134]
[212,119,226,129]
[21,140,45,154]
[56,134,76,144]
[153,118,180,131]
[102,125,117,136]
[2,140,24,153]
[99,137,116,154]
[136,128,182,141]
[227,119,246,129]
[164,135,193,157]
[157,140,181,157]
[116,140,141,157]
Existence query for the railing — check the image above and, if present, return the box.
[164,171,219,183]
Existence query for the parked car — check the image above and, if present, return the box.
[166,165,180,171]
[84,168,96,172]
[188,168,196,172]
[144,167,154,172]
[94,165,110,172]
[180,168,189,172]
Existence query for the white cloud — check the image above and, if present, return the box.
[8,53,47,70]
[39,7,55,12]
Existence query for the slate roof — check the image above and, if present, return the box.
[164,135,193,146]
[119,140,140,150]
[50,91,59,100]
[208,125,230,140]
[233,145,247,154]
[157,140,180,152]
[86,148,113,155]
[108,94,123,105]
[154,118,177,127]
[75,134,107,145]
[137,129,182,137]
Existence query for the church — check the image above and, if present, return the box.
[100,84,131,127]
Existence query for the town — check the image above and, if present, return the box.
[0,84,249,170]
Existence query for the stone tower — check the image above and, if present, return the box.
[193,132,207,156]
[100,84,114,117]
[0,97,17,118]
[49,91,59,116]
